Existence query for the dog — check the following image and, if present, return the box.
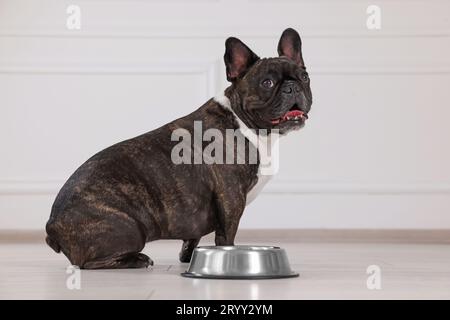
[45,28,312,269]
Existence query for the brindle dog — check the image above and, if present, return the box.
[45,28,312,269]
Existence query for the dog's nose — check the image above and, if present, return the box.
[281,80,301,95]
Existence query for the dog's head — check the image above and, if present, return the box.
[224,28,312,134]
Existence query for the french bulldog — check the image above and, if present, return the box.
[45,28,312,269]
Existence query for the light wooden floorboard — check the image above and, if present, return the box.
[1,238,449,299]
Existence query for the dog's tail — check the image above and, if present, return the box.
[45,235,61,253]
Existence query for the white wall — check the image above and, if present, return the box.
[1,0,450,230]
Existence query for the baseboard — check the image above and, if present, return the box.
[1,229,450,244]
[235,229,450,244]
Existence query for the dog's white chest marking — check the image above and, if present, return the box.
[214,93,278,205]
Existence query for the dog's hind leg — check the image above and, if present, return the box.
[47,209,153,269]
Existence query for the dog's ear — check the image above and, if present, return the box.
[224,37,259,82]
[277,28,305,67]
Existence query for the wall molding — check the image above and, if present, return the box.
[2,33,450,40]
[1,63,449,76]
[0,60,221,98]
[264,181,450,195]
[0,62,217,75]
[1,180,450,196]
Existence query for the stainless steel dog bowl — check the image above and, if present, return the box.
[181,245,298,279]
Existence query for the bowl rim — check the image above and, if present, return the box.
[194,245,282,251]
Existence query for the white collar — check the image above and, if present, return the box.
[213,92,260,147]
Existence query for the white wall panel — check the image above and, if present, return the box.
[0,0,449,229]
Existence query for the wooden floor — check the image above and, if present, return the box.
[1,234,449,299]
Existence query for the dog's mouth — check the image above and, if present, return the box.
[270,104,308,125]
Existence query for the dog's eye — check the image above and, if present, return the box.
[301,73,309,83]
[261,79,274,88]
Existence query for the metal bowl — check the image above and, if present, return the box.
[181,245,298,279]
